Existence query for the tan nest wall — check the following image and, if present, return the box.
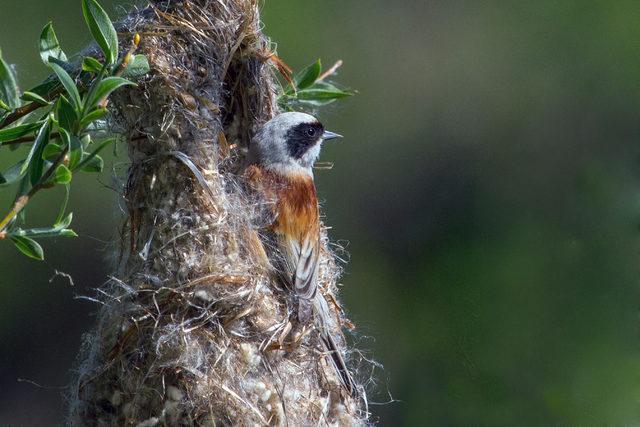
[68,0,368,425]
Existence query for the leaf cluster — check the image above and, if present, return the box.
[0,0,149,260]
[277,59,354,110]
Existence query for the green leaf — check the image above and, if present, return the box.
[0,54,19,109]
[28,77,60,99]
[39,22,67,65]
[54,184,70,226]
[12,220,77,239]
[74,137,114,171]
[80,154,103,172]
[21,91,50,106]
[49,62,82,112]
[56,95,78,131]
[42,141,63,160]
[79,107,108,129]
[0,160,26,186]
[296,82,353,100]
[0,121,45,143]
[82,56,103,73]
[294,59,322,90]
[82,0,119,64]
[22,119,51,186]
[14,227,76,238]
[122,54,150,80]
[52,164,72,184]
[62,129,83,169]
[55,211,73,229]
[84,77,134,112]
[11,235,44,260]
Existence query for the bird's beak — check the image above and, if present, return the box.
[322,130,343,141]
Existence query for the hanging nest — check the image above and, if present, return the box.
[68,0,369,425]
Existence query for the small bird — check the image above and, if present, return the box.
[245,112,356,395]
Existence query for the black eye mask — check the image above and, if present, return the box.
[286,122,324,159]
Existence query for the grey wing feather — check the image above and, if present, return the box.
[294,236,319,300]
[290,236,319,322]
[269,234,319,322]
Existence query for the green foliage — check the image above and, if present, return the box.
[122,55,150,80]
[293,59,321,90]
[82,56,103,73]
[39,22,67,65]
[81,0,119,64]
[11,235,44,260]
[21,91,50,106]
[0,0,147,260]
[0,53,19,110]
[278,59,354,110]
[0,121,44,143]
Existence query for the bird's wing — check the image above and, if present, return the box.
[274,233,320,321]
[293,234,320,300]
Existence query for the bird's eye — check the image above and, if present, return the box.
[306,127,316,137]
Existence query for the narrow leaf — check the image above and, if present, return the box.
[21,119,50,178]
[52,164,72,184]
[80,154,103,172]
[11,235,44,260]
[84,77,134,112]
[74,137,114,171]
[55,212,73,229]
[0,121,44,143]
[54,184,70,226]
[39,22,67,65]
[122,54,150,79]
[296,82,353,100]
[82,0,119,64]
[294,59,322,90]
[12,226,77,239]
[49,62,82,112]
[21,91,50,105]
[58,129,79,166]
[42,142,63,160]
[79,107,107,129]
[56,95,78,131]
[29,121,52,186]
[69,133,83,169]
[0,55,19,109]
[28,77,60,98]
[82,56,103,73]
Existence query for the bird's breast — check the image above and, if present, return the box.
[273,175,319,242]
[246,165,319,242]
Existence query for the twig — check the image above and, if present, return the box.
[317,59,343,82]
[0,99,51,129]
[0,146,69,236]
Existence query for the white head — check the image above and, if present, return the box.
[248,112,342,175]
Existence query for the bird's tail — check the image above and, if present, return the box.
[314,295,357,396]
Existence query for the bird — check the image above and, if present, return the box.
[244,111,356,396]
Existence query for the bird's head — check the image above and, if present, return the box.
[248,112,342,175]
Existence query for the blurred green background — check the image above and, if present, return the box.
[2,0,640,425]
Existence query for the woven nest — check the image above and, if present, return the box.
[68,0,369,425]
